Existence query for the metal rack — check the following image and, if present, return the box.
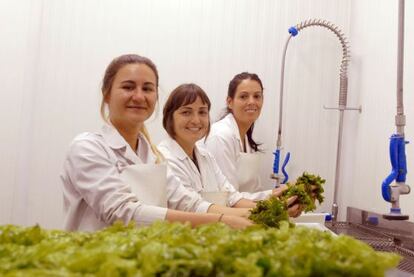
[326,207,414,274]
[326,221,414,274]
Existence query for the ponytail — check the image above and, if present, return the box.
[140,125,164,164]
[246,123,261,152]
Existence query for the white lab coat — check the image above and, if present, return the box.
[203,113,272,200]
[158,137,244,207]
[61,124,211,231]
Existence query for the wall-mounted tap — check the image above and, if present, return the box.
[382,0,410,221]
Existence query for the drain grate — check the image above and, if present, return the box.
[327,222,393,241]
[326,222,414,274]
[369,241,414,273]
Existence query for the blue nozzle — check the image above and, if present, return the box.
[288,27,298,36]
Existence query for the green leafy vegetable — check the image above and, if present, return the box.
[249,172,326,228]
[282,172,326,212]
[0,222,400,276]
[248,196,291,228]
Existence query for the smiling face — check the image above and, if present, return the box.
[173,96,209,149]
[106,63,158,130]
[227,79,263,128]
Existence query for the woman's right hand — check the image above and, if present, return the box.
[220,215,253,229]
[286,195,303,218]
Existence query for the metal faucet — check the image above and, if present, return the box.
[272,19,361,222]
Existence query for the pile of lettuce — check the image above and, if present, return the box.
[250,172,326,228]
[0,221,400,276]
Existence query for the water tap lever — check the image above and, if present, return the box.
[382,0,410,221]
[382,134,410,220]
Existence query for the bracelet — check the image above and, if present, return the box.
[218,214,224,222]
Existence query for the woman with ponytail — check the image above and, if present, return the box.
[61,54,252,231]
[204,72,272,200]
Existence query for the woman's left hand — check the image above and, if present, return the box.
[286,195,303,218]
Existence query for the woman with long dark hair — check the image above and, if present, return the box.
[204,72,270,199]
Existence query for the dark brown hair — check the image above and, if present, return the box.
[226,72,263,152]
[163,83,211,139]
[100,54,159,120]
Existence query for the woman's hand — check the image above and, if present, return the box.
[229,208,251,218]
[220,215,253,229]
[286,195,303,218]
[272,185,302,217]
[310,185,318,199]
[272,184,320,218]
[289,185,320,217]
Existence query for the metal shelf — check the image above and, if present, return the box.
[326,210,414,275]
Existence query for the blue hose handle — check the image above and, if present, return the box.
[273,149,281,175]
[397,136,408,183]
[281,152,290,184]
[273,150,290,184]
[382,134,408,202]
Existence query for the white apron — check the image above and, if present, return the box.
[77,163,168,231]
[200,191,229,206]
[121,163,168,207]
[236,152,262,192]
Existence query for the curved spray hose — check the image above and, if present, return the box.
[273,19,359,222]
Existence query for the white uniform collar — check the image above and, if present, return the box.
[224,113,252,153]
[101,124,155,164]
[101,124,127,150]
[164,136,208,161]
